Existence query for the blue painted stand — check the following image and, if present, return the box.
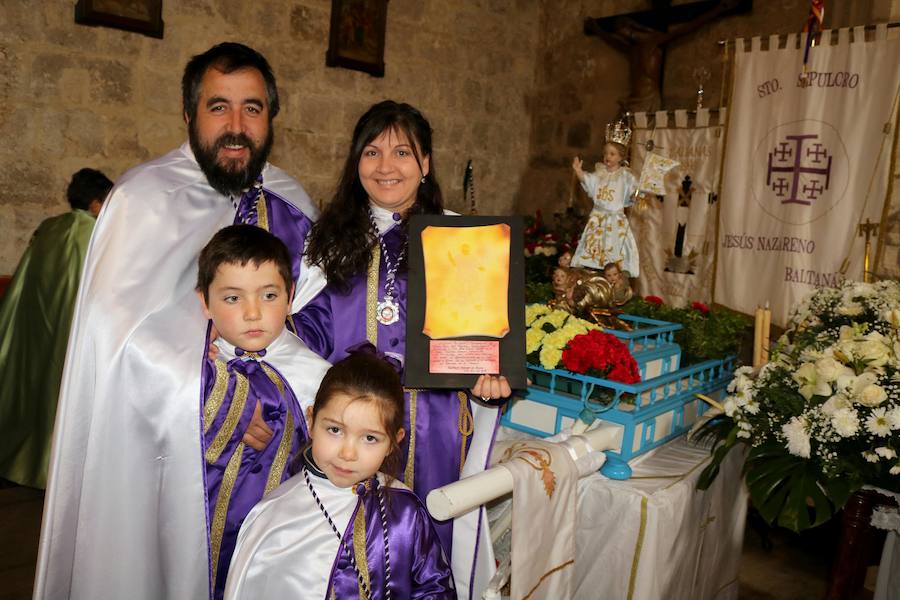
[502,314,736,479]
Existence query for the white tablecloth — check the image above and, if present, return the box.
[491,431,747,600]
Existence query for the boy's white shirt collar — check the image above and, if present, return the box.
[213,327,293,362]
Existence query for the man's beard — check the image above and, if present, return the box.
[189,123,274,197]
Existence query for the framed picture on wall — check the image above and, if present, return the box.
[74,0,165,39]
[325,0,388,77]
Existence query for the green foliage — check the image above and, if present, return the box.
[696,416,740,490]
[692,281,900,533]
[621,298,751,365]
[525,254,556,286]
[744,442,858,532]
[525,280,553,304]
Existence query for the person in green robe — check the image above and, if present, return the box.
[0,168,113,488]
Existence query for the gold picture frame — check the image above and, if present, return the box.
[325,0,388,77]
[75,0,164,39]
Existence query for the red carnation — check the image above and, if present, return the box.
[645,295,664,305]
[691,301,710,315]
[560,330,640,384]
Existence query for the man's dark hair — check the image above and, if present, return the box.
[182,42,280,122]
[196,225,293,302]
[67,168,113,211]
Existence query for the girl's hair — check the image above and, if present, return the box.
[304,100,444,293]
[296,351,405,479]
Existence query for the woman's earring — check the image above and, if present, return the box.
[420,176,426,184]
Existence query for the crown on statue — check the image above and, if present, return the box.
[605,116,632,147]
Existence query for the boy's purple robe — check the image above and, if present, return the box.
[201,182,321,599]
[202,351,307,600]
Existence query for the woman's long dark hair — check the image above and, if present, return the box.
[305,100,444,292]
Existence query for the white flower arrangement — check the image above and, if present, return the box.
[719,280,900,505]
[698,281,900,531]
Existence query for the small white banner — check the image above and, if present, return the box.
[715,27,900,326]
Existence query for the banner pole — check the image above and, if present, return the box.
[873,90,900,277]
[710,40,736,306]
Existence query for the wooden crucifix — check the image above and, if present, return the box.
[584,0,752,113]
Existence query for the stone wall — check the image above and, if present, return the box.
[517,0,900,279]
[0,0,540,273]
[512,0,637,224]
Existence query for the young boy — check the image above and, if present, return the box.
[196,224,331,600]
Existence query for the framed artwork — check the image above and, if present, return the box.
[74,0,164,39]
[326,0,388,77]
[405,215,527,390]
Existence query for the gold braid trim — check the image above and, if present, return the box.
[353,501,371,598]
[203,359,230,434]
[210,441,244,586]
[287,313,299,336]
[522,559,575,600]
[260,363,292,495]
[264,408,293,496]
[366,244,381,345]
[205,372,249,464]
[404,389,418,489]
[260,363,285,396]
[626,497,649,600]
[255,187,269,231]
[457,391,474,476]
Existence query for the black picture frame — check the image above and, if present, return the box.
[405,215,527,390]
[325,0,388,77]
[75,0,164,39]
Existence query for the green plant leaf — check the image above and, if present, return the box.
[743,442,852,532]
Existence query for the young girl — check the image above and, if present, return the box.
[571,131,640,277]
[224,349,455,600]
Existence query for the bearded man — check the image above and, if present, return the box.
[34,43,321,600]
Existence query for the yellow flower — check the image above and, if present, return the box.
[543,329,572,350]
[560,322,588,338]
[540,346,563,370]
[525,304,550,327]
[544,310,570,329]
[530,316,549,330]
[526,327,546,354]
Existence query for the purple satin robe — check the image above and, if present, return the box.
[329,479,456,599]
[233,182,314,305]
[201,183,315,599]
[203,355,308,600]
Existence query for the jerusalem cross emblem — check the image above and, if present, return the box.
[766,134,832,206]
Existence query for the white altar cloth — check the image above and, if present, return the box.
[491,431,747,600]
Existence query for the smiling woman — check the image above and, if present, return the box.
[295,100,508,598]
[358,129,430,215]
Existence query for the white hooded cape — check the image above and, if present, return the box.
[34,143,320,600]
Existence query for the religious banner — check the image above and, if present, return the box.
[631,109,726,307]
[716,26,900,326]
